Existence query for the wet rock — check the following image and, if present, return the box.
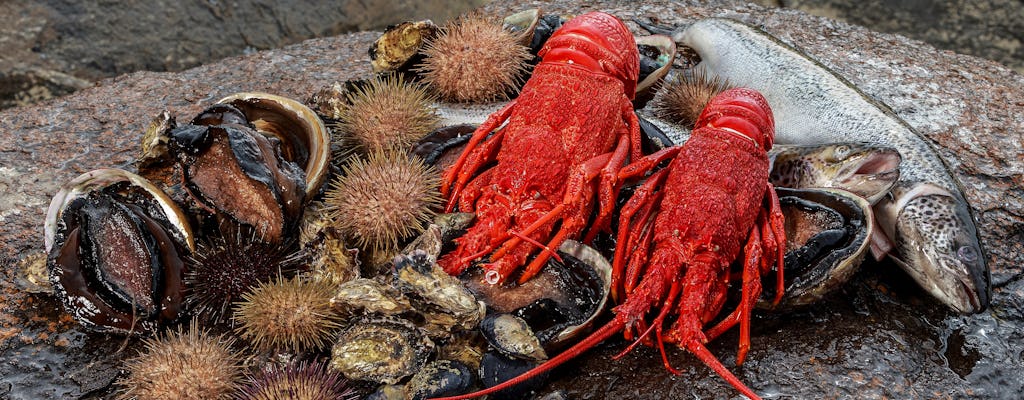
[0,0,1022,399]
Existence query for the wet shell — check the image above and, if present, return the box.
[634,34,677,107]
[404,359,475,400]
[44,168,192,334]
[763,187,874,308]
[394,249,486,332]
[330,317,435,385]
[479,313,547,362]
[370,20,440,74]
[218,92,332,197]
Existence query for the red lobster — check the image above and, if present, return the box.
[438,11,643,284]
[434,88,786,400]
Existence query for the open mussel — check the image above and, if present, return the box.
[44,168,193,334]
[762,187,874,308]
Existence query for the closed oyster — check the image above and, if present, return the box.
[393,249,486,333]
[44,168,193,334]
[330,317,435,385]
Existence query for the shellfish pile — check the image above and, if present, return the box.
[39,8,909,399]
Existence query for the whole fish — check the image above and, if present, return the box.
[676,18,989,313]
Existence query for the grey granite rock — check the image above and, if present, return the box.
[0,0,1022,398]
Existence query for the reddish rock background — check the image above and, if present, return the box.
[1,0,1022,398]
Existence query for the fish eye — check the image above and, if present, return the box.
[833,145,851,160]
[957,245,978,262]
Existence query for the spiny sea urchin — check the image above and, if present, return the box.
[324,151,441,254]
[334,74,439,156]
[653,68,734,128]
[117,324,241,400]
[185,233,298,325]
[418,12,532,102]
[233,276,342,353]
[235,361,357,400]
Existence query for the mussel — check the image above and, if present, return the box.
[44,168,193,334]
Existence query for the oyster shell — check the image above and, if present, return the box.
[44,168,193,334]
[369,20,440,74]
[330,317,435,385]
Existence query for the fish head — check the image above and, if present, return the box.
[877,183,990,314]
[769,143,901,203]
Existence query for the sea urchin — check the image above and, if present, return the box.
[233,276,342,353]
[418,12,531,102]
[335,75,439,155]
[185,234,297,325]
[235,361,357,400]
[653,68,734,128]
[324,151,441,254]
[117,324,241,400]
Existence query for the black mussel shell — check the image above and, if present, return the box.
[761,187,873,309]
[478,351,547,400]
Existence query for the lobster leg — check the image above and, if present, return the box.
[457,167,494,213]
[488,151,614,283]
[445,128,506,212]
[584,133,632,243]
[765,183,786,305]
[664,253,762,400]
[441,100,515,203]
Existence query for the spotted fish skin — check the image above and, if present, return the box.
[678,18,989,313]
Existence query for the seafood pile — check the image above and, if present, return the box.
[36,6,991,400]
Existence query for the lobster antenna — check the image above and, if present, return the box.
[428,318,626,400]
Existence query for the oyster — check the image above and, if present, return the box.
[369,20,440,75]
[44,168,193,334]
[404,359,475,400]
[393,249,486,333]
[330,317,435,385]
[763,187,874,308]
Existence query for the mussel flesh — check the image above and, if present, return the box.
[44,168,193,334]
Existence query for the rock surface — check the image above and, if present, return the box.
[1,0,1022,398]
[0,0,485,109]
[754,0,1024,74]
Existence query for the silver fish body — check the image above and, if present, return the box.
[679,18,989,313]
